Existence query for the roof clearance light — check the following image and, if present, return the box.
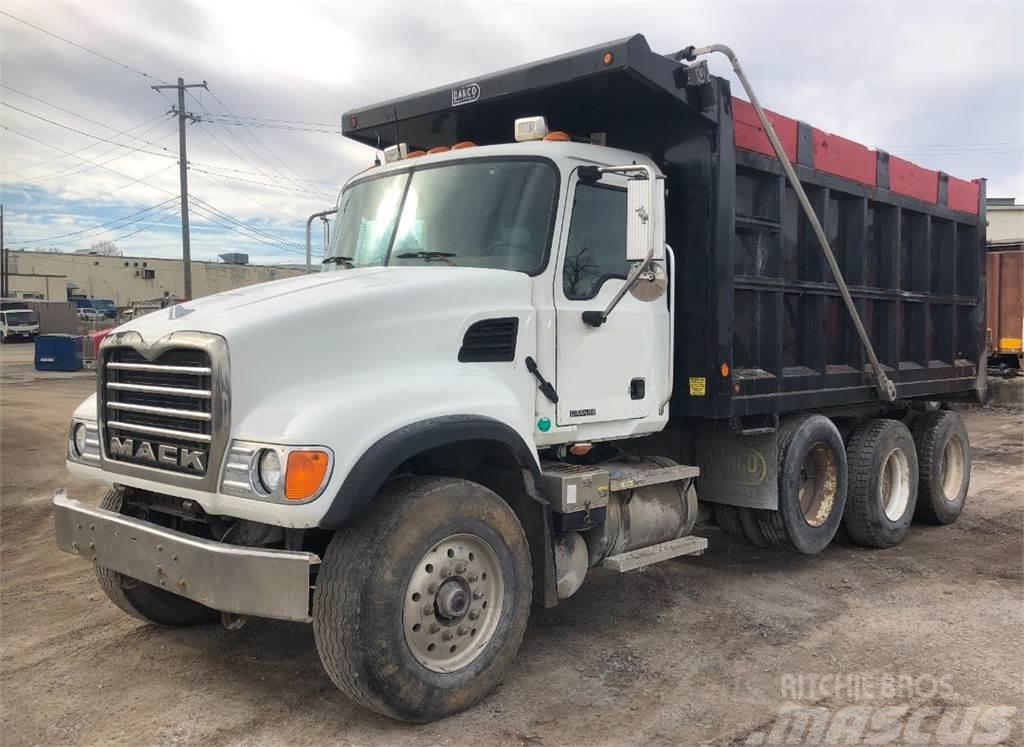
[383,143,408,164]
[451,141,477,150]
[515,116,550,142]
[427,146,450,154]
[602,51,614,66]
[543,131,571,142]
[405,150,427,158]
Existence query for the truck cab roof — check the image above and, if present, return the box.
[343,140,661,191]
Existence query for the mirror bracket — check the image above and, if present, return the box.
[581,247,657,327]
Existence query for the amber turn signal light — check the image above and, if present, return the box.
[285,450,331,500]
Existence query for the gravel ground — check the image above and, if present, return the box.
[1,342,1021,746]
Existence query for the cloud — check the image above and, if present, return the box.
[1,0,1021,262]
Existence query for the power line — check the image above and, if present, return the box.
[0,113,168,176]
[106,202,182,244]
[198,87,334,196]
[2,102,179,159]
[0,10,169,84]
[189,196,306,249]
[14,198,179,245]
[1,125,178,199]
[198,115,341,135]
[12,118,177,186]
[188,202,307,256]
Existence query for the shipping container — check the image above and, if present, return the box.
[986,247,1023,366]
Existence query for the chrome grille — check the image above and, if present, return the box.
[102,347,214,476]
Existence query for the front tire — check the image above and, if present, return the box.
[313,476,532,722]
[94,489,218,627]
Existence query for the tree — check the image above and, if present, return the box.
[76,241,122,256]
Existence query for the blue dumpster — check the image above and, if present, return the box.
[35,335,83,372]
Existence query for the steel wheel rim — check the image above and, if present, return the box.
[403,533,504,673]
[880,447,911,521]
[940,436,965,501]
[798,443,838,528]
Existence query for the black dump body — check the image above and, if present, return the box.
[343,34,986,420]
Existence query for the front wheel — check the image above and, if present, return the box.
[94,489,218,627]
[313,476,532,722]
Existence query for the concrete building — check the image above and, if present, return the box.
[987,197,1024,249]
[4,250,305,304]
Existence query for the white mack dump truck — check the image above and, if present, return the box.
[55,36,985,722]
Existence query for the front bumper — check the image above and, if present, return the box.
[52,490,319,622]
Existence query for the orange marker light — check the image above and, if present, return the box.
[285,450,331,500]
[720,362,730,377]
[451,141,477,150]
[602,51,614,66]
[543,131,570,142]
[427,146,450,154]
[405,150,427,158]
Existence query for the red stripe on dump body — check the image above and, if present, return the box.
[732,97,797,162]
[947,175,980,215]
[812,128,876,186]
[889,155,938,204]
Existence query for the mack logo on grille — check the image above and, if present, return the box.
[110,436,207,473]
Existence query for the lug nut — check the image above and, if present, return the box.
[439,567,450,578]
[455,563,467,574]
[473,590,484,600]
[442,631,453,641]
[469,610,480,620]
[429,624,440,634]
[467,573,478,582]
[428,583,438,594]
[422,606,434,616]
[457,626,468,636]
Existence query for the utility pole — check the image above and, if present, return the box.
[152,78,206,300]
[1,203,7,298]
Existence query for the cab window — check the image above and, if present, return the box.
[562,183,628,300]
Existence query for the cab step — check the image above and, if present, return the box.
[602,535,708,573]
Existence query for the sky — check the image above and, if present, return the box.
[1,0,1022,265]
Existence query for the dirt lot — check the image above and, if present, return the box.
[1,341,1021,746]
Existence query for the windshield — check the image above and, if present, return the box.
[92,300,114,310]
[325,158,557,274]
[3,310,37,324]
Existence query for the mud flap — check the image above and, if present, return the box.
[695,420,778,510]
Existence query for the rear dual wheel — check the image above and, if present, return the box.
[756,414,848,555]
[714,415,847,554]
[843,419,918,548]
[913,410,970,525]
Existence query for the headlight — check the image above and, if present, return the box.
[221,441,334,503]
[257,449,283,493]
[72,423,88,458]
[67,420,100,463]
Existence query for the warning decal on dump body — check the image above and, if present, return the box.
[689,377,706,396]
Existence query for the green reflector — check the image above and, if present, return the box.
[537,417,551,433]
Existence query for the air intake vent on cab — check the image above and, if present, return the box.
[459,317,520,363]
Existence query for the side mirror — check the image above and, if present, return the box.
[626,175,665,262]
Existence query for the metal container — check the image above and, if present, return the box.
[34,334,83,371]
[986,248,1023,363]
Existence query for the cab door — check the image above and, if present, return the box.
[553,171,670,429]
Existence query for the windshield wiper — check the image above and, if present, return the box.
[395,251,459,266]
[322,255,354,267]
